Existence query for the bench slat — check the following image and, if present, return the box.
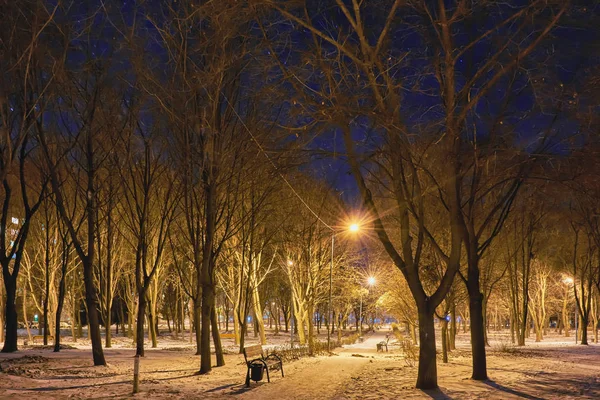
[243,345,264,359]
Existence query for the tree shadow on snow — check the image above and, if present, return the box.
[419,388,452,399]
[483,380,543,399]
[204,383,238,393]
[10,380,131,392]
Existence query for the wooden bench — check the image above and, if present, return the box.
[221,332,236,339]
[243,344,284,387]
[32,335,54,344]
[377,336,390,352]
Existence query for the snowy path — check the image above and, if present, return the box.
[236,331,388,399]
[3,329,600,399]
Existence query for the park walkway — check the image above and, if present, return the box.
[237,330,391,399]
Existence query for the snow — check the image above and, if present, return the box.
[1,328,599,399]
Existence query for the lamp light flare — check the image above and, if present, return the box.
[368,276,376,286]
[563,276,574,285]
[287,260,294,266]
[349,223,360,232]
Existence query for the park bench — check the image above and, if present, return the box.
[377,335,390,352]
[32,335,54,344]
[221,332,236,339]
[243,344,284,387]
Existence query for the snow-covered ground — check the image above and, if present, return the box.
[0,327,599,399]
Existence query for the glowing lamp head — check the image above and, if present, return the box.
[287,260,294,266]
[349,223,360,233]
[563,277,574,285]
[367,276,376,286]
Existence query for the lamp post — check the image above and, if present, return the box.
[328,233,334,353]
[326,222,361,353]
[288,260,294,349]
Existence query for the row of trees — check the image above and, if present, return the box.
[1,0,599,391]
[381,176,600,353]
[0,0,371,374]
[257,0,597,390]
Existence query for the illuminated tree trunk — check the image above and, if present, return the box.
[307,301,315,356]
[251,274,266,345]
[482,295,489,347]
[211,305,225,367]
[135,289,147,356]
[194,300,202,353]
[449,301,456,350]
[563,294,570,337]
[441,318,449,364]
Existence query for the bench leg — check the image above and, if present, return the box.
[280,362,284,378]
[246,367,251,387]
[265,366,271,383]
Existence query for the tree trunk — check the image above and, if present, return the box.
[563,296,570,337]
[225,305,230,333]
[468,288,488,380]
[252,287,266,345]
[119,301,126,338]
[211,305,225,367]
[0,286,4,344]
[1,276,18,352]
[43,229,50,346]
[449,301,456,350]
[127,297,135,340]
[482,297,489,347]
[54,250,68,352]
[148,295,158,348]
[580,315,589,345]
[233,304,240,344]
[147,309,156,349]
[307,302,315,356]
[200,283,216,374]
[510,312,515,344]
[194,299,202,354]
[105,214,113,349]
[283,306,289,332]
[136,289,147,356]
[239,317,247,353]
[441,319,448,363]
[410,321,417,345]
[23,285,32,342]
[415,309,437,390]
[83,256,106,365]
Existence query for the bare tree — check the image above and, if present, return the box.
[0,0,58,353]
[117,112,178,357]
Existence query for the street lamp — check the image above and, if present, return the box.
[287,260,294,349]
[327,221,362,353]
[359,276,376,338]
